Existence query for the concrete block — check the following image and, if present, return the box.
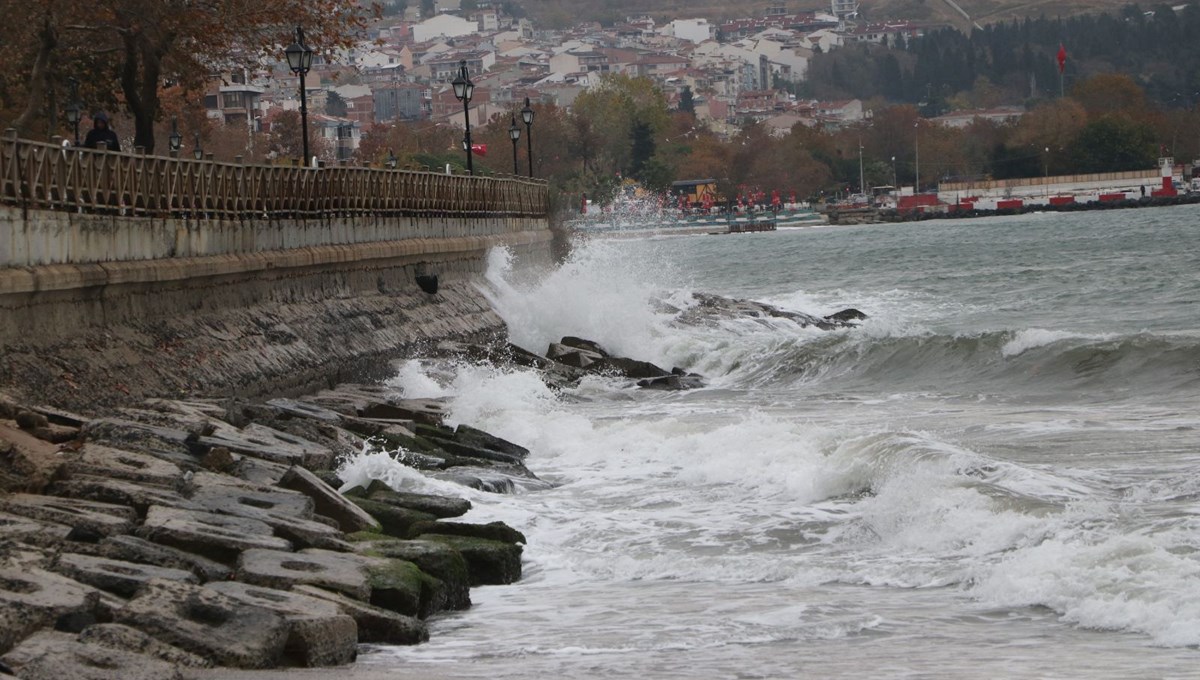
[137,505,292,563]
[98,535,232,583]
[0,510,73,545]
[0,422,65,494]
[414,534,523,586]
[201,423,333,469]
[356,398,449,426]
[0,630,185,680]
[114,578,289,669]
[365,486,472,519]
[0,566,100,655]
[278,465,380,533]
[77,623,211,668]
[351,538,471,611]
[205,581,358,667]
[236,548,371,601]
[0,493,136,539]
[67,443,183,485]
[188,473,315,518]
[292,584,429,645]
[54,552,198,597]
[47,474,198,515]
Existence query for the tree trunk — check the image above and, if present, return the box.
[119,30,169,153]
[12,16,58,138]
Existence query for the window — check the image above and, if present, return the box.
[222,92,244,109]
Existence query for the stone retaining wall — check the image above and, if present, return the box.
[0,207,555,410]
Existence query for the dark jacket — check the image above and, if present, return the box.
[82,113,121,151]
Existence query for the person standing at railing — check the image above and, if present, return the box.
[82,112,121,152]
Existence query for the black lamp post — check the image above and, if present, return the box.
[386,149,397,170]
[193,132,203,160]
[65,77,82,147]
[508,115,520,175]
[520,96,535,177]
[452,60,475,175]
[285,26,314,167]
[168,117,183,156]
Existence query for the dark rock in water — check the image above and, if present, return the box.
[357,399,448,426]
[558,336,609,357]
[546,343,603,369]
[453,424,529,460]
[429,466,554,494]
[594,356,672,380]
[637,375,707,391]
[406,520,526,545]
[675,292,864,331]
[414,535,522,586]
[823,308,868,324]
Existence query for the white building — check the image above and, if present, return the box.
[831,0,859,19]
[662,18,713,43]
[412,14,476,42]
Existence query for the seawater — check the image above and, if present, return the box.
[340,206,1200,678]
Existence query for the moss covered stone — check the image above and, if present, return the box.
[366,487,472,519]
[364,558,445,619]
[415,534,522,586]
[354,539,471,611]
[348,498,436,539]
[407,520,525,544]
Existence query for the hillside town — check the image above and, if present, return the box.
[212,0,948,161]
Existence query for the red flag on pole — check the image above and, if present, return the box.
[1056,44,1067,74]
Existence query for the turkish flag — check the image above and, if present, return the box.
[1056,44,1067,74]
[471,143,487,156]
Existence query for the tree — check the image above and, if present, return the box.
[9,0,374,152]
[679,86,695,115]
[1068,116,1156,173]
[572,74,669,178]
[325,91,348,117]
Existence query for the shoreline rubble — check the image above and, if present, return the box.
[0,291,864,677]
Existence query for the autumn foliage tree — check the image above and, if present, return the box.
[6,0,376,152]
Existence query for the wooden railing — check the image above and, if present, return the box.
[0,132,548,219]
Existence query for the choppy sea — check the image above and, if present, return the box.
[340,206,1200,679]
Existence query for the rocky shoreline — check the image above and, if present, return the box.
[0,292,863,678]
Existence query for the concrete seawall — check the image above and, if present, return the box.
[0,205,555,410]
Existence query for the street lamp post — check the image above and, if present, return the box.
[285,26,314,167]
[891,155,897,192]
[521,97,535,177]
[858,140,865,198]
[508,115,521,175]
[386,149,397,170]
[1044,146,1050,196]
[168,117,183,157]
[65,77,82,147]
[452,60,475,175]
[193,132,203,160]
[914,121,920,193]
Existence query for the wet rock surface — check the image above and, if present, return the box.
[0,379,535,675]
[0,293,861,675]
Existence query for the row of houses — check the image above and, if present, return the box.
[203,2,936,158]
